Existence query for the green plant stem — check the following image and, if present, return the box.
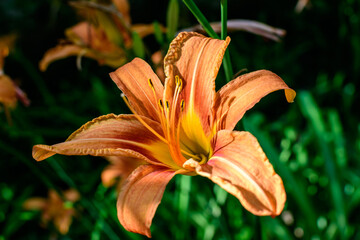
[221,0,227,40]
[182,0,233,82]
[220,0,233,82]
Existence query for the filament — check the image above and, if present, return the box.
[121,94,168,144]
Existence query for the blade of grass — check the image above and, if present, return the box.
[345,170,360,214]
[182,0,217,38]
[220,0,233,82]
[131,31,145,59]
[166,0,179,41]
[176,175,191,240]
[153,21,165,45]
[328,109,347,168]
[220,0,227,40]
[261,217,294,240]
[298,91,347,240]
[182,0,233,82]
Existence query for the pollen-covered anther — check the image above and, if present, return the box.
[158,99,164,111]
[175,75,183,89]
[148,78,154,90]
[180,99,185,111]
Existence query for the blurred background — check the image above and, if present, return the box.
[1,0,359,239]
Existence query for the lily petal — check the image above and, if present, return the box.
[112,0,131,24]
[214,70,296,131]
[33,114,175,168]
[54,210,74,235]
[117,164,176,238]
[164,32,230,134]
[110,58,164,121]
[63,189,80,202]
[196,130,286,216]
[39,44,89,71]
[23,198,47,210]
[0,75,17,107]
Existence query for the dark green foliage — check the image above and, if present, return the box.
[1,0,359,239]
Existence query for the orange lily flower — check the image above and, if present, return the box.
[23,189,80,235]
[0,34,30,122]
[33,32,295,237]
[39,0,164,71]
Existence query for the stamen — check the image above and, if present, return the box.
[158,99,164,111]
[121,94,168,144]
[165,101,170,113]
[147,78,169,136]
[175,75,183,88]
[181,148,199,159]
[180,99,185,111]
[148,78,154,90]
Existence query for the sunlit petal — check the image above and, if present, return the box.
[196,130,286,216]
[214,70,296,131]
[110,58,164,121]
[164,32,230,134]
[33,114,175,168]
[117,164,176,238]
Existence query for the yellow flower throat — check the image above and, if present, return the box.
[121,76,212,170]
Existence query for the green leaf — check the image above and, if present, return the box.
[298,91,348,240]
[131,31,145,59]
[153,21,164,45]
[96,11,124,46]
[166,0,179,41]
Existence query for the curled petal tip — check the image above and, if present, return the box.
[32,145,56,161]
[285,89,296,103]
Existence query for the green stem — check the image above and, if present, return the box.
[182,0,233,82]
[221,0,227,40]
[220,0,233,82]
[223,51,233,82]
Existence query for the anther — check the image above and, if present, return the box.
[148,78,154,90]
[158,99,164,111]
[121,93,168,144]
[180,99,185,111]
[165,100,170,110]
[175,75,183,89]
